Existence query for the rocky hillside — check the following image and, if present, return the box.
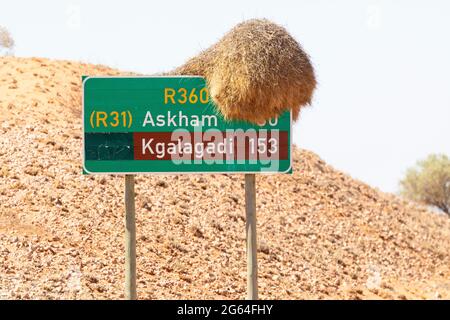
[0,57,449,299]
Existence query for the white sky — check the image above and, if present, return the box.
[1,0,449,193]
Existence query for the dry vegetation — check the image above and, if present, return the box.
[0,56,449,300]
[171,19,316,123]
[0,26,14,50]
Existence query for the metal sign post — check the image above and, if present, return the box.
[245,174,258,300]
[124,174,137,300]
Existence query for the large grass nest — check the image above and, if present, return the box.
[170,19,316,124]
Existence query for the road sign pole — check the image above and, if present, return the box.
[125,174,137,300]
[245,174,258,300]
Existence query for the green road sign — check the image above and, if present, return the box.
[82,76,292,174]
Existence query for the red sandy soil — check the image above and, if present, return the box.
[0,56,449,299]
